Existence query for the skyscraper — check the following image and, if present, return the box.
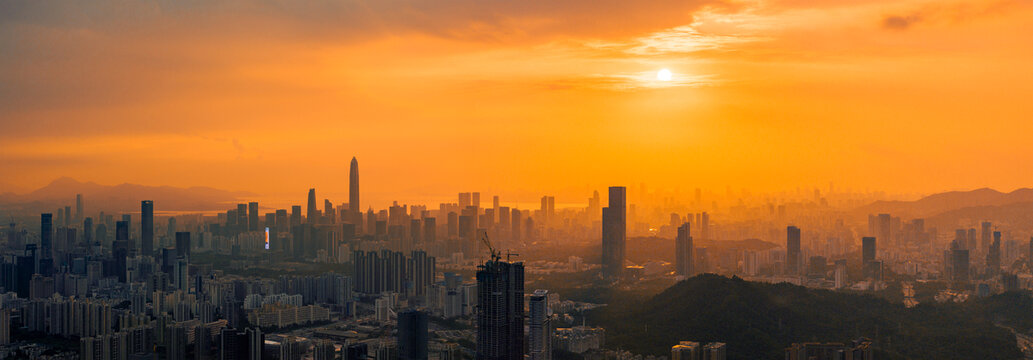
[75,194,83,223]
[981,221,992,251]
[476,259,524,360]
[398,309,429,360]
[601,186,626,278]
[700,212,709,240]
[528,289,552,360]
[40,213,52,260]
[350,156,360,216]
[877,213,891,246]
[307,189,317,224]
[862,237,876,278]
[176,232,191,258]
[987,231,1002,275]
[248,202,259,232]
[951,248,970,284]
[675,223,693,276]
[786,226,801,275]
[141,200,154,256]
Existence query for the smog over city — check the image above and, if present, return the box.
[2,0,1033,359]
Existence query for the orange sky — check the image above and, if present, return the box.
[2,0,1033,207]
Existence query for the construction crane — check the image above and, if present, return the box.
[481,233,519,262]
[481,232,501,262]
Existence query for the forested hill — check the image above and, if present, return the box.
[588,274,1025,359]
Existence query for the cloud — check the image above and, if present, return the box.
[0,0,732,42]
[882,14,921,30]
[880,0,1028,30]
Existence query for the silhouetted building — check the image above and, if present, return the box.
[40,213,53,264]
[219,327,263,360]
[350,157,360,224]
[675,223,693,276]
[861,237,876,279]
[981,222,992,251]
[601,186,626,278]
[141,200,154,256]
[987,231,1002,275]
[528,289,552,360]
[346,343,369,360]
[398,309,429,360]
[786,226,801,275]
[176,232,191,258]
[248,202,259,232]
[307,189,317,224]
[476,259,524,360]
[950,241,970,284]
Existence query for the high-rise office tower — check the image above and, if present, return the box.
[510,210,521,243]
[236,202,248,233]
[114,222,130,282]
[473,192,481,208]
[876,213,891,246]
[862,237,876,278]
[476,259,524,360]
[63,206,71,227]
[398,309,429,360]
[967,228,977,251]
[141,200,154,256]
[834,260,848,289]
[40,213,53,260]
[492,196,500,221]
[951,247,970,284]
[248,202,259,232]
[459,193,472,209]
[75,194,83,223]
[291,206,302,229]
[350,156,360,216]
[539,196,549,226]
[675,223,693,276]
[307,189,317,223]
[981,222,992,251]
[987,231,1002,274]
[601,186,626,278]
[700,212,709,240]
[423,218,436,245]
[528,289,552,360]
[83,217,94,250]
[325,200,335,224]
[176,232,191,258]
[116,220,129,244]
[786,226,801,275]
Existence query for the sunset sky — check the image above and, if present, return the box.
[2,0,1033,207]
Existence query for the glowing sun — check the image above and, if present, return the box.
[657,68,673,81]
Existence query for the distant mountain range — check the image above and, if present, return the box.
[0,177,252,214]
[854,187,1033,221]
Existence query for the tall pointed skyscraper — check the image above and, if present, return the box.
[350,157,360,215]
[307,189,317,224]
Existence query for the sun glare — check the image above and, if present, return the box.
[657,68,673,81]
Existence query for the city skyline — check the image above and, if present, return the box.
[4,1,1033,359]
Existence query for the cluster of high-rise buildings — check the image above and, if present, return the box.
[6,155,1033,360]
